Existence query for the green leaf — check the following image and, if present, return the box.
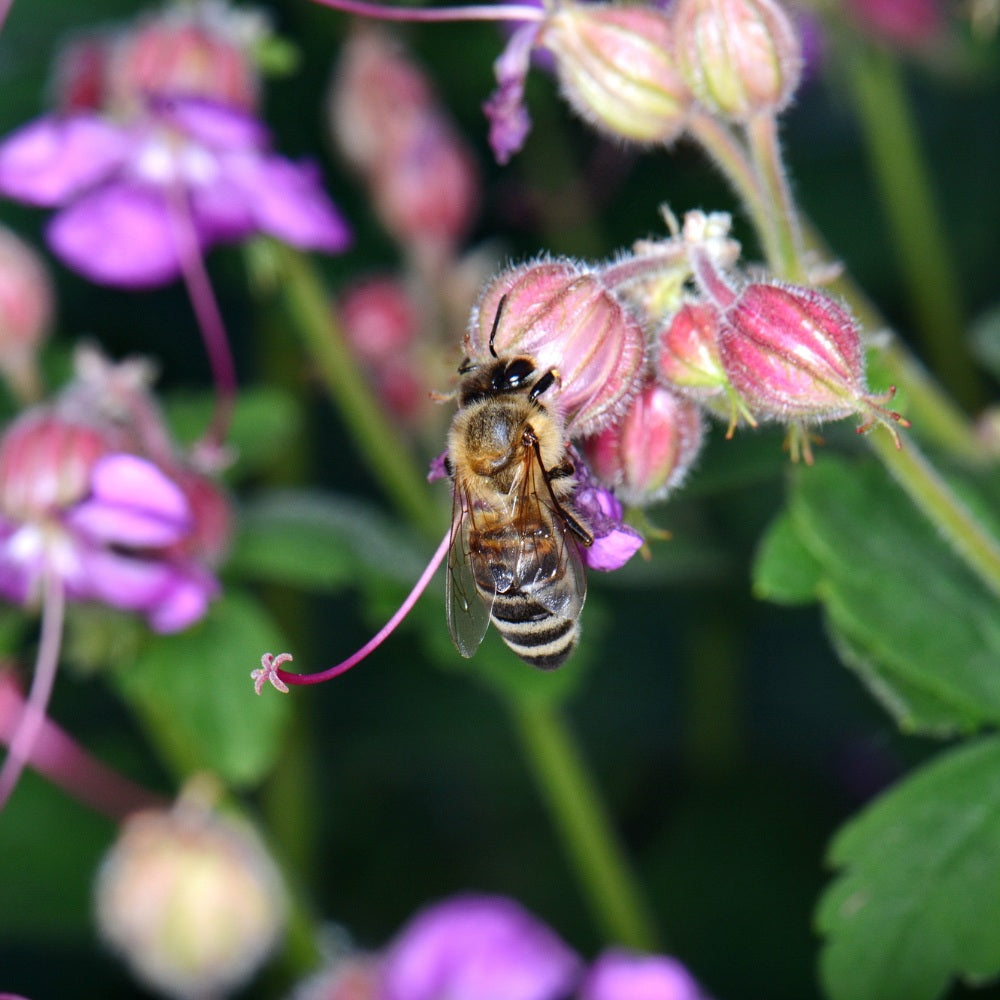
[110,592,291,788]
[817,735,1000,1000]
[163,386,303,479]
[753,510,823,605]
[229,490,429,591]
[753,456,1000,735]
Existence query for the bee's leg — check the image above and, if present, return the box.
[545,459,575,480]
[529,368,562,402]
[524,430,594,548]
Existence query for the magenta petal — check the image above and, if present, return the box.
[225,153,352,253]
[381,894,582,1000]
[155,97,268,151]
[189,174,255,242]
[79,547,180,611]
[47,183,183,288]
[146,565,218,633]
[580,950,705,1000]
[0,114,130,207]
[67,454,191,547]
[483,23,538,164]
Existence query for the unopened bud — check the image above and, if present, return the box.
[0,227,53,401]
[467,261,646,435]
[715,280,907,441]
[341,277,418,365]
[95,790,285,1000]
[673,0,802,120]
[583,378,704,506]
[540,1,691,144]
[656,302,727,398]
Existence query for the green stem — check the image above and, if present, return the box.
[744,113,807,282]
[840,39,981,407]
[869,429,1000,599]
[508,697,660,952]
[272,243,441,538]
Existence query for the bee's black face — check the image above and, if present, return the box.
[492,358,536,393]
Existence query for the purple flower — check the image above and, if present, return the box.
[0,446,218,633]
[0,97,351,288]
[483,22,540,164]
[579,950,707,1000]
[379,894,582,1000]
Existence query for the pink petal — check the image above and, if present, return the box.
[224,153,352,252]
[78,547,180,610]
[154,96,268,151]
[0,114,130,206]
[146,564,218,633]
[47,183,183,288]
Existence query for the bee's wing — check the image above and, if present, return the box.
[511,446,588,621]
[446,483,493,658]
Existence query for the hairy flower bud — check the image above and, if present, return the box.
[540,2,691,144]
[583,378,704,505]
[673,0,802,120]
[467,260,646,435]
[95,791,286,1000]
[656,301,728,399]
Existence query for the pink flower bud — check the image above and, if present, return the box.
[107,5,265,114]
[0,226,53,400]
[0,413,110,521]
[845,0,946,49]
[656,301,728,399]
[673,0,802,120]
[714,280,907,441]
[582,378,704,506]
[341,276,419,365]
[95,791,286,999]
[52,35,110,112]
[467,261,646,436]
[540,2,691,144]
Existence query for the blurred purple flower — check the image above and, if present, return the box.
[579,949,706,1000]
[0,451,217,632]
[483,22,540,164]
[379,893,582,1000]
[0,97,351,288]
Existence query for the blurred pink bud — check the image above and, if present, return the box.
[375,359,433,424]
[0,413,110,521]
[467,260,646,436]
[106,3,268,114]
[845,0,946,48]
[292,955,381,1000]
[52,35,110,112]
[539,2,691,144]
[95,790,286,1000]
[656,301,728,399]
[712,279,908,441]
[673,0,802,121]
[329,28,434,174]
[582,378,704,506]
[167,466,233,566]
[341,276,419,364]
[0,226,53,400]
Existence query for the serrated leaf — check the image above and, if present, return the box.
[817,735,1000,1000]
[762,457,1000,735]
[110,591,291,788]
[229,489,429,590]
[753,510,823,605]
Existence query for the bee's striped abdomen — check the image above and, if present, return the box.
[490,591,579,669]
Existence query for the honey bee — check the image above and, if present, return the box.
[445,299,593,668]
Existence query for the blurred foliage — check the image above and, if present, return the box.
[0,1,999,999]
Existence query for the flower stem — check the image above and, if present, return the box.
[168,186,238,450]
[0,571,66,810]
[867,428,1000,599]
[0,671,165,820]
[508,697,660,951]
[839,39,981,407]
[271,243,442,539]
[310,0,544,22]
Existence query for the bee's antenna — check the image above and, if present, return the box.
[488,294,507,359]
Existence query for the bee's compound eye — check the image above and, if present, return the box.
[496,358,536,391]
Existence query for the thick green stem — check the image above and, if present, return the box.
[840,40,981,407]
[508,697,660,952]
[868,429,1000,599]
[271,243,441,538]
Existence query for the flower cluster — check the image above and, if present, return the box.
[295,894,707,1000]
[0,1,350,288]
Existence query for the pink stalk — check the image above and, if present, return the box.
[167,182,238,452]
[0,672,165,820]
[0,0,13,34]
[255,529,451,692]
[311,0,544,22]
[0,570,65,810]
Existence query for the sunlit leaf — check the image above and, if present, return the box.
[818,735,1000,1000]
